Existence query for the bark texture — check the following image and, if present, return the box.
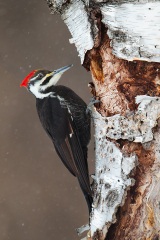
[46,1,160,239]
[101,2,160,62]
[89,34,160,239]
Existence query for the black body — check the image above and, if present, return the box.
[36,85,92,213]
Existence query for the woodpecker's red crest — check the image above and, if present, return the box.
[20,70,37,87]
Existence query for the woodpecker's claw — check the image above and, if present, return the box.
[90,174,96,180]
[76,224,90,235]
[86,98,101,114]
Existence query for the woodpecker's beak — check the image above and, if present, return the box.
[47,64,73,78]
[54,64,73,74]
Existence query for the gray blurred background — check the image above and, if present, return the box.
[0,1,94,239]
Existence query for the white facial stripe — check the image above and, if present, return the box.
[29,83,51,99]
[40,73,62,91]
[28,72,63,99]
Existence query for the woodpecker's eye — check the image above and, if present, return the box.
[38,73,44,78]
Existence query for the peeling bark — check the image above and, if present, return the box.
[101,2,160,62]
[105,129,160,240]
[90,96,160,239]
[46,1,160,239]
[89,35,160,115]
[88,32,160,239]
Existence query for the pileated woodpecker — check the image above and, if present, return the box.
[20,65,92,213]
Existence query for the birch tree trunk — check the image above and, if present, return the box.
[46,1,160,239]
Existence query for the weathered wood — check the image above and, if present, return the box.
[90,96,160,239]
[46,1,160,239]
[46,0,160,63]
[87,32,160,239]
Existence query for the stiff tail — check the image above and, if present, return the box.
[78,180,93,214]
[84,193,93,214]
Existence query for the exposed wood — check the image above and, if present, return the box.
[45,1,160,239]
[106,128,160,240]
[89,35,160,115]
[89,33,160,239]
[90,96,160,239]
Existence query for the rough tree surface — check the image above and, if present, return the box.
[46,0,160,240]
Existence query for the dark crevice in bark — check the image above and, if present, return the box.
[83,9,107,78]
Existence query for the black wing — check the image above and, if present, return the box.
[36,97,92,199]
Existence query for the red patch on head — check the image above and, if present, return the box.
[20,70,37,87]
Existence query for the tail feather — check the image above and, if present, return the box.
[78,180,93,214]
[85,193,93,214]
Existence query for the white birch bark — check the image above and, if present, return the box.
[46,0,160,239]
[90,96,160,238]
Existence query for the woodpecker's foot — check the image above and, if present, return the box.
[76,223,90,236]
[90,174,97,194]
[90,174,96,180]
[86,98,101,114]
